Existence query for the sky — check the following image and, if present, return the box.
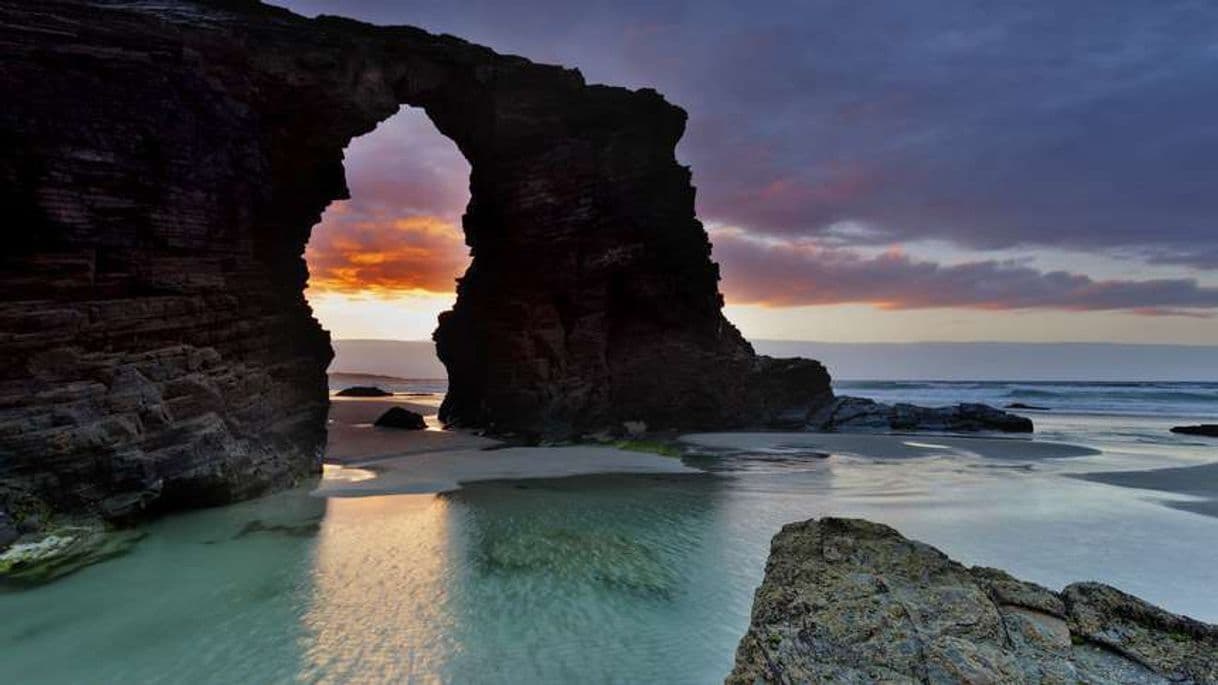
[291,0,1218,344]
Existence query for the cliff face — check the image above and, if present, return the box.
[0,0,831,527]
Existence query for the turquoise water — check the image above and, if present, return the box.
[3,386,1217,683]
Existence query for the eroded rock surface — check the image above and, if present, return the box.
[809,396,1034,433]
[729,518,1218,684]
[0,0,831,531]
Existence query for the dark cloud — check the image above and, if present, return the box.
[282,0,1218,326]
[713,231,1218,314]
[279,0,1218,268]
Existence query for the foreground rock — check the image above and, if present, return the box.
[374,407,427,430]
[0,523,145,587]
[0,0,831,533]
[729,518,1218,684]
[808,396,1034,433]
[335,386,393,398]
[1172,425,1218,438]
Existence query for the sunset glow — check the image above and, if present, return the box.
[295,3,1218,344]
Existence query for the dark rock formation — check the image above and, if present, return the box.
[374,407,427,430]
[810,396,1034,433]
[1007,402,1050,411]
[0,511,16,548]
[0,0,831,531]
[335,386,393,398]
[1172,425,1218,438]
[729,518,1218,684]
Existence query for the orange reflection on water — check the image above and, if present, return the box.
[299,494,462,682]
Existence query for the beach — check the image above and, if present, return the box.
[2,379,1216,683]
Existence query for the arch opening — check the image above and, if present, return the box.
[305,106,471,400]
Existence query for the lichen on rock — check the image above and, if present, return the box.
[729,518,1218,684]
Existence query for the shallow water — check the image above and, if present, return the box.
[4,413,1218,684]
[4,377,1218,683]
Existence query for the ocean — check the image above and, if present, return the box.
[837,379,1218,419]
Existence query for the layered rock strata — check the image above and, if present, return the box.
[729,518,1217,684]
[0,0,830,530]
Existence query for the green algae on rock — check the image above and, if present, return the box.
[0,524,145,588]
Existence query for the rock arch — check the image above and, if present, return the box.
[0,0,830,525]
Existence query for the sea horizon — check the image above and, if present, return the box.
[330,338,1218,382]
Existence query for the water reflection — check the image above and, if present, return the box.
[301,494,460,682]
[0,487,326,683]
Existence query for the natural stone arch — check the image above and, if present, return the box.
[0,0,830,526]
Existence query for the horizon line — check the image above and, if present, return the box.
[331,337,1218,348]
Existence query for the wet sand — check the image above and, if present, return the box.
[1073,462,1218,518]
[322,399,1134,501]
[325,396,500,462]
[315,447,701,497]
[679,431,1099,460]
[319,396,697,496]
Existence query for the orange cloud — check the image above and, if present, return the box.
[711,229,1218,316]
[305,205,468,296]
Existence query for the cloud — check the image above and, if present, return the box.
[279,0,1218,270]
[305,206,468,295]
[339,104,470,220]
[277,0,1218,358]
[304,105,471,297]
[713,230,1218,315]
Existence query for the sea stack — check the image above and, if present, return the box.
[0,0,831,530]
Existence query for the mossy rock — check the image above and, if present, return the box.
[0,524,145,588]
[613,439,685,458]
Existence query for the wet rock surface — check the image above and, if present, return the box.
[335,386,393,398]
[1007,402,1050,411]
[1171,425,1218,437]
[0,523,145,587]
[728,518,1218,684]
[373,407,427,430]
[809,396,1034,433]
[0,0,831,531]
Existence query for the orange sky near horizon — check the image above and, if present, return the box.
[303,107,1218,345]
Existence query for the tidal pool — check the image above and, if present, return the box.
[3,427,1217,683]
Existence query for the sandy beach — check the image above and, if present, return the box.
[679,431,1099,460]
[319,398,1113,499]
[1074,462,1218,518]
[318,395,698,496]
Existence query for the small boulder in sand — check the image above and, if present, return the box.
[1171,424,1218,438]
[1007,402,1050,411]
[335,386,393,397]
[374,407,426,430]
